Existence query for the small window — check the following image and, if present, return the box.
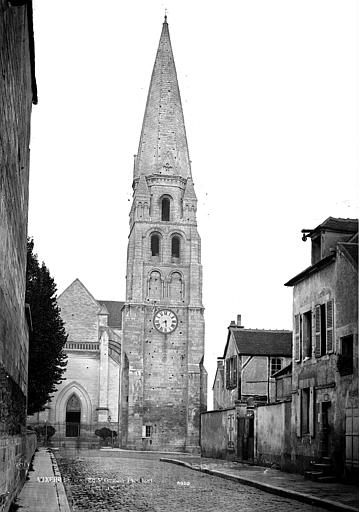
[303,311,312,358]
[270,357,282,376]
[225,355,237,389]
[161,197,170,221]
[142,425,152,438]
[320,304,327,356]
[151,234,160,256]
[338,335,353,375]
[171,236,180,258]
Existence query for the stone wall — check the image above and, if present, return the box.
[255,401,293,470]
[0,2,36,510]
[200,408,235,459]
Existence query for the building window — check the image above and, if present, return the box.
[171,236,180,259]
[225,355,237,389]
[161,197,170,221]
[151,234,160,257]
[315,299,334,357]
[142,425,152,438]
[270,357,282,376]
[301,388,310,435]
[297,387,315,438]
[303,310,312,358]
[337,335,354,375]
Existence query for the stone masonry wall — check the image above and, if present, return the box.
[0,2,36,510]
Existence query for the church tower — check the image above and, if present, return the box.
[120,16,207,452]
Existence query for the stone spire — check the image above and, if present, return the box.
[134,16,192,180]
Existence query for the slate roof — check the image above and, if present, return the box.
[308,217,358,237]
[231,329,292,356]
[98,301,125,328]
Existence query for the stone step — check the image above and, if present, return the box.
[317,475,337,483]
[304,471,323,480]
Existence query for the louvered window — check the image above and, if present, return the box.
[294,314,301,361]
[314,300,334,357]
[225,356,237,389]
[326,299,334,353]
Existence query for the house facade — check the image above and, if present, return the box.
[285,217,358,477]
[202,316,291,460]
[212,315,292,409]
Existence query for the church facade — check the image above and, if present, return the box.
[29,17,207,452]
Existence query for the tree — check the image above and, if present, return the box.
[26,238,67,415]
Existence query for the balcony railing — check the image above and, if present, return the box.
[65,342,100,351]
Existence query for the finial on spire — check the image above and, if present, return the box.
[164,9,167,23]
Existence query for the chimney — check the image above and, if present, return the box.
[237,314,242,327]
[217,357,224,370]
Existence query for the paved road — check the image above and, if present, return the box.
[55,450,325,512]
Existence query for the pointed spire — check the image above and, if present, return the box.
[134,18,191,180]
[183,177,197,202]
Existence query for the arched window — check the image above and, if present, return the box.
[149,271,161,300]
[169,272,183,301]
[151,234,160,257]
[171,236,180,258]
[161,197,170,221]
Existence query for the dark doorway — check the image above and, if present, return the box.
[237,415,254,460]
[320,402,331,457]
[66,394,81,437]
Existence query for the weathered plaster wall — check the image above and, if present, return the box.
[256,401,292,470]
[200,408,235,459]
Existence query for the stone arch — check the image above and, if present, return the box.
[148,270,163,300]
[168,271,184,301]
[54,381,92,424]
[149,230,163,260]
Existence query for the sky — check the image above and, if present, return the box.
[29,0,358,407]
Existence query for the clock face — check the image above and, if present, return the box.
[154,309,178,333]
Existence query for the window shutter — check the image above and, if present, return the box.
[233,356,237,387]
[294,314,300,361]
[314,305,321,358]
[226,359,230,388]
[309,387,315,437]
[296,390,301,437]
[326,299,334,353]
[142,425,146,438]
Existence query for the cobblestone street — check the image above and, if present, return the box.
[55,450,325,512]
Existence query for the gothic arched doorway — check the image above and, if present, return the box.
[66,393,81,437]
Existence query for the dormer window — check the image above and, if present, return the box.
[161,197,170,221]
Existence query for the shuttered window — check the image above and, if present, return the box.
[225,356,237,389]
[314,305,321,358]
[294,314,301,361]
[326,299,334,353]
[226,358,230,388]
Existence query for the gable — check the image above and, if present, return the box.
[58,279,100,343]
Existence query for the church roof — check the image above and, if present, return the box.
[134,16,191,180]
[98,300,124,328]
[231,329,292,357]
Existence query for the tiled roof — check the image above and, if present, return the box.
[338,242,358,270]
[231,329,292,356]
[310,217,358,236]
[98,301,125,328]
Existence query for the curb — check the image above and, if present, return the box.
[49,450,71,512]
[160,458,359,512]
